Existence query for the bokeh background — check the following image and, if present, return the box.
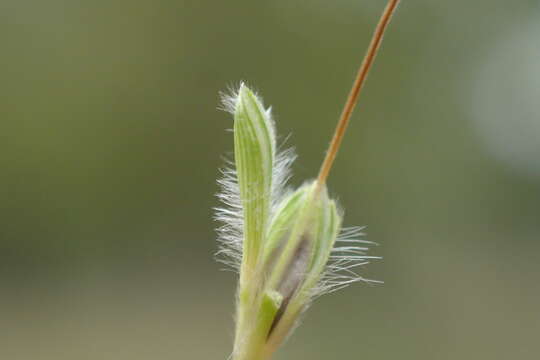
[2,1,539,359]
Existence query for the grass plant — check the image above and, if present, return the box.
[216,1,401,359]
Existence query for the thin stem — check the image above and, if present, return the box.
[315,0,400,192]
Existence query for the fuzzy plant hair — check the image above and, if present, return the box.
[215,1,401,360]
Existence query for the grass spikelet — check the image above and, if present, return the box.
[215,1,401,359]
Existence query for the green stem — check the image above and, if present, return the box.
[233,290,282,360]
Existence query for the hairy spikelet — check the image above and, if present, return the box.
[215,84,296,271]
[216,84,380,360]
[216,84,377,295]
[215,2,401,358]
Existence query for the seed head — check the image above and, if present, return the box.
[216,85,376,360]
[215,2,400,359]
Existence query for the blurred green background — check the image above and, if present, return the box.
[1,0,539,359]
